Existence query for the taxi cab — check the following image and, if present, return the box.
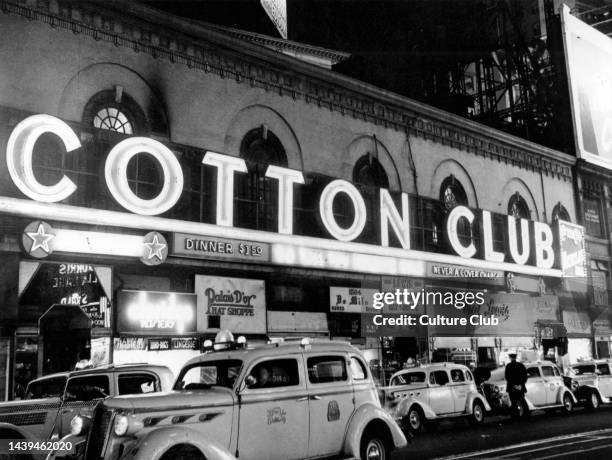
[485,361,577,417]
[381,363,490,433]
[564,360,612,410]
[66,332,407,460]
[0,363,172,455]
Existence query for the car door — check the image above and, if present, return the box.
[349,355,376,409]
[237,355,309,460]
[306,354,354,458]
[525,366,546,406]
[596,363,612,398]
[427,370,454,415]
[449,368,469,413]
[541,365,561,405]
[57,374,110,437]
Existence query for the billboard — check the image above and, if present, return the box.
[562,6,612,169]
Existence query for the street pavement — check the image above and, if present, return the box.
[392,405,612,459]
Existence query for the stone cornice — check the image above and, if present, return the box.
[3,0,574,181]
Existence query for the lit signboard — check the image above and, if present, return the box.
[557,219,587,277]
[117,290,197,335]
[562,6,612,169]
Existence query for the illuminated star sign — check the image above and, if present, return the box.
[144,234,167,260]
[26,223,55,253]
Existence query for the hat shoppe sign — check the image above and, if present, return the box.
[1,114,584,278]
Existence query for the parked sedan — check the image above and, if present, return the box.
[564,360,612,410]
[380,363,490,433]
[484,362,577,417]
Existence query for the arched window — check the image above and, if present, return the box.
[552,203,570,223]
[439,176,468,210]
[236,126,288,231]
[352,156,389,189]
[508,193,530,219]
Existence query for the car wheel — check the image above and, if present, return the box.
[469,401,485,426]
[562,393,574,414]
[360,430,390,460]
[404,406,424,433]
[587,391,600,411]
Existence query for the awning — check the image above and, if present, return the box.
[535,320,567,339]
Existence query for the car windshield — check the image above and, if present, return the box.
[24,377,67,399]
[572,364,596,375]
[174,359,243,390]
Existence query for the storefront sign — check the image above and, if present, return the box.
[2,114,562,274]
[330,287,378,313]
[117,290,197,335]
[380,277,426,313]
[171,337,199,350]
[594,318,612,336]
[427,263,504,284]
[172,233,270,262]
[558,220,587,277]
[148,338,171,351]
[562,309,592,336]
[113,337,147,351]
[195,275,266,334]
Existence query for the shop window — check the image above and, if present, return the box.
[64,375,109,402]
[350,357,367,380]
[508,193,530,219]
[118,373,158,394]
[583,197,605,237]
[450,369,465,382]
[307,356,347,384]
[235,126,287,232]
[526,367,541,379]
[551,202,570,223]
[248,359,300,388]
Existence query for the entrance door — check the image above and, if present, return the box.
[237,356,309,460]
[306,354,354,458]
[40,304,91,374]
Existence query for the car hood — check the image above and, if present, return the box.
[102,387,235,412]
[0,396,61,410]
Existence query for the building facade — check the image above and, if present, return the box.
[0,0,584,399]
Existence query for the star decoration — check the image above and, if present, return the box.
[144,234,167,260]
[26,223,55,253]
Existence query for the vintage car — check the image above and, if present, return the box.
[484,361,577,417]
[61,333,407,460]
[563,360,612,410]
[0,363,173,453]
[380,363,491,433]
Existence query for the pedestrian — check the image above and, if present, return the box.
[505,352,529,419]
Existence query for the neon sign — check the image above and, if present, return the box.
[5,114,565,270]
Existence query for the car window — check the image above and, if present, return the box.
[64,375,110,402]
[431,370,449,386]
[542,366,555,377]
[391,372,426,385]
[308,356,347,384]
[553,367,560,376]
[350,357,367,381]
[118,373,158,394]
[466,370,474,381]
[597,364,611,375]
[25,377,66,400]
[572,365,596,375]
[526,367,541,379]
[249,359,300,388]
[450,369,465,382]
[176,359,242,390]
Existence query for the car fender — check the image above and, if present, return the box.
[394,397,437,420]
[343,403,408,458]
[122,426,236,460]
[464,392,491,413]
[556,386,578,405]
[0,423,48,460]
[522,396,537,411]
[575,384,600,400]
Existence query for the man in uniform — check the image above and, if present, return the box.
[505,352,529,419]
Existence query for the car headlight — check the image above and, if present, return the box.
[70,415,90,436]
[113,414,143,437]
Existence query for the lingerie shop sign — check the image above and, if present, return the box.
[195,275,266,334]
[3,114,584,271]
